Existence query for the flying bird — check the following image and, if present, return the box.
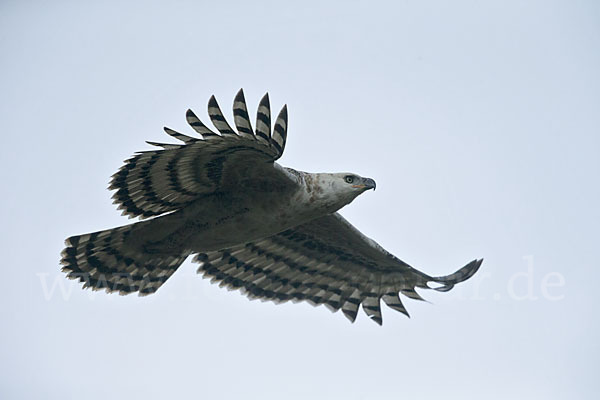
[61,89,482,325]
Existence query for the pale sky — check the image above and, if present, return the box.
[1,1,599,399]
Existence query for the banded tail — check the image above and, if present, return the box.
[60,224,188,295]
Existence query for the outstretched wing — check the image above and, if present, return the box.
[194,213,482,325]
[109,89,289,219]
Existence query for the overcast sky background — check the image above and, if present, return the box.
[1,1,599,399]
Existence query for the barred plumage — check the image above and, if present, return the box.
[255,93,271,145]
[194,213,482,325]
[61,89,482,325]
[163,127,198,144]
[272,105,288,154]
[207,95,237,136]
[108,91,286,219]
[185,109,218,138]
[232,89,255,139]
[61,225,188,295]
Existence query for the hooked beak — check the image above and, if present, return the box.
[352,177,376,191]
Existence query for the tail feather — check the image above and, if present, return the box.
[60,225,187,295]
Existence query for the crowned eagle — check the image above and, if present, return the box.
[61,89,482,325]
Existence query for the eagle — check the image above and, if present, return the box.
[61,89,482,325]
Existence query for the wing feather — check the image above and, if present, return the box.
[109,90,287,218]
[145,141,182,150]
[208,95,237,136]
[195,213,483,325]
[255,93,271,145]
[232,89,255,139]
[185,109,218,138]
[362,296,383,325]
[272,105,288,155]
[163,127,199,144]
[341,292,361,322]
[382,293,410,317]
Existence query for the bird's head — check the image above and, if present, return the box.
[305,172,376,212]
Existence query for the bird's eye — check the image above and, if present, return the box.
[345,175,355,184]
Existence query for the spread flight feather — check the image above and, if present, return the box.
[61,89,482,325]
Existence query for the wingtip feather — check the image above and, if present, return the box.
[430,258,484,291]
[234,88,245,100]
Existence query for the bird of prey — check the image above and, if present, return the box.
[61,89,482,325]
